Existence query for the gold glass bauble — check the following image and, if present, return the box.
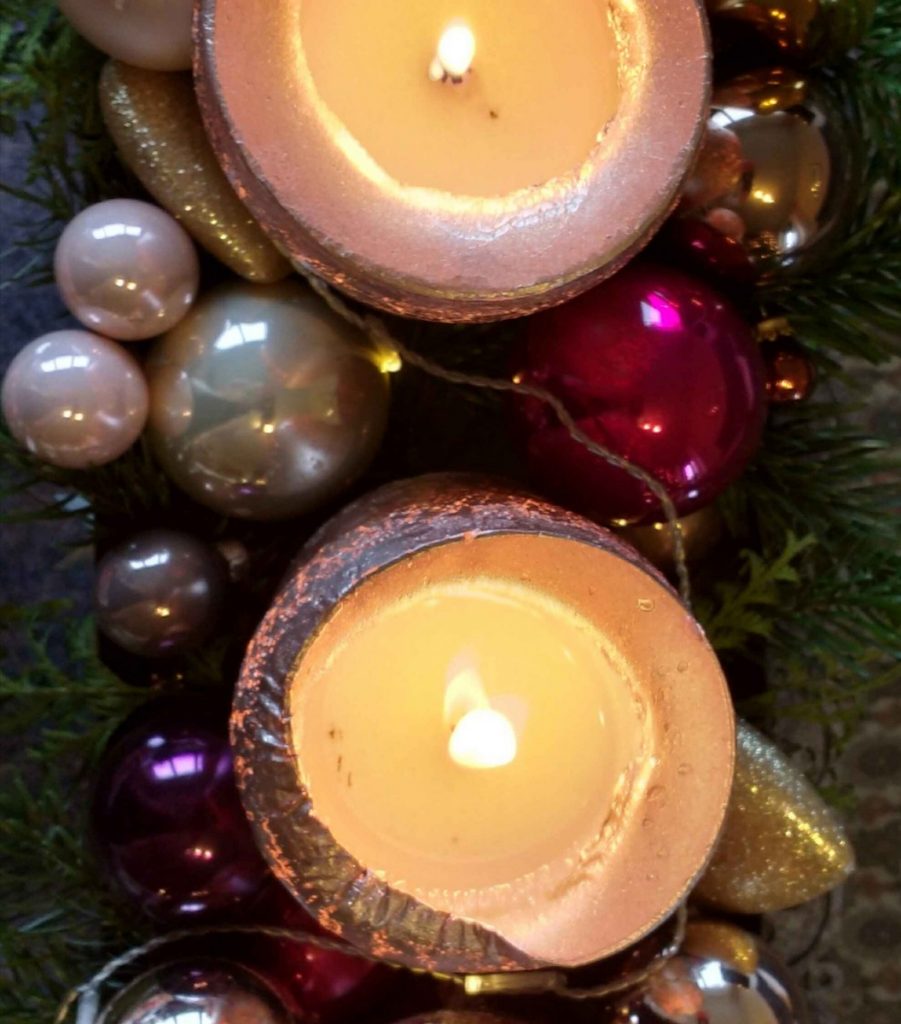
[763,338,817,403]
[703,68,860,275]
[706,0,876,63]
[100,61,291,284]
[694,721,854,913]
[617,507,724,572]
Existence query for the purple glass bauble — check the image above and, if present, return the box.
[92,698,270,923]
[512,263,767,525]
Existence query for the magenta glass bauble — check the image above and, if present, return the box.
[260,940,389,1023]
[513,264,766,524]
[658,218,757,289]
[92,698,270,923]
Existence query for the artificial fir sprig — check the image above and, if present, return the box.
[0,603,149,1024]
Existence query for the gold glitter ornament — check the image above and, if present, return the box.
[694,721,854,913]
[100,61,291,284]
[681,920,760,975]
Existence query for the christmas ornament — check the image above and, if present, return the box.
[762,338,816,403]
[1,329,148,469]
[96,959,290,1024]
[95,529,228,658]
[703,69,860,276]
[657,218,756,288]
[58,0,195,72]
[617,506,724,572]
[694,721,854,914]
[146,280,391,521]
[55,199,199,342]
[512,263,767,525]
[706,0,876,64]
[682,126,745,214]
[100,62,291,284]
[92,698,270,923]
[253,939,390,1023]
[618,920,810,1023]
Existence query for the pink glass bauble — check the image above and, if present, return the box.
[59,0,194,72]
[1,329,148,468]
[512,264,767,524]
[55,199,199,341]
[92,698,271,924]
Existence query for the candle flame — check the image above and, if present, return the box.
[445,653,517,770]
[429,21,476,82]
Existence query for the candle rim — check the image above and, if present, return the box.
[232,474,734,972]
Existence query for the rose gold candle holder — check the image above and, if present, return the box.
[195,1,711,323]
[232,476,734,975]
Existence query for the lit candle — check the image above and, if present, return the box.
[197,0,711,321]
[233,476,734,973]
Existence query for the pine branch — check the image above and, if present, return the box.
[697,533,818,652]
[0,603,150,1022]
[0,2,133,287]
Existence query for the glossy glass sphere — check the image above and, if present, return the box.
[96,959,290,1024]
[59,0,195,72]
[1,329,148,468]
[92,699,270,923]
[95,530,228,658]
[55,199,199,341]
[146,280,391,520]
[512,263,767,524]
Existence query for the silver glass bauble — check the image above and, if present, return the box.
[621,921,810,1023]
[703,68,860,276]
[95,530,228,658]
[146,280,391,521]
[97,959,290,1024]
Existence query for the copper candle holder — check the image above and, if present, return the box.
[232,476,734,975]
[195,1,711,322]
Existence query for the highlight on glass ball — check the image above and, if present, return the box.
[58,0,195,72]
[95,529,228,659]
[54,198,200,341]
[145,279,392,521]
[1,329,148,469]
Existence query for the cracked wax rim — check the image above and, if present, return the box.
[195,0,711,323]
[231,475,735,974]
